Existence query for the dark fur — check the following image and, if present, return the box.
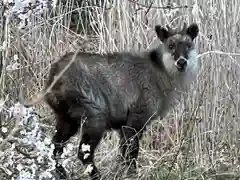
[26,23,199,179]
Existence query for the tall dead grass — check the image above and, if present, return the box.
[1,0,240,179]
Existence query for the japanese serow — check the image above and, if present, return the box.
[20,23,200,179]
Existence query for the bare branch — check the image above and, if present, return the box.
[128,0,193,9]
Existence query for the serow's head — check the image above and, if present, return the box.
[155,23,199,74]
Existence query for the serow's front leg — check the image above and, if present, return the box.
[119,113,146,174]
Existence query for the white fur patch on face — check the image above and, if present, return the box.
[183,49,200,85]
[162,52,178,74]
[186,49,200,73]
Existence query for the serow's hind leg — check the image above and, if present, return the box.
[78,119,105,180]
[52,114,79,179]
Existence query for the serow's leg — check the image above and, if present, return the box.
[78,124,105,180]
[119,113,146,175]
[119,127,143,170]
[52,114,79,179]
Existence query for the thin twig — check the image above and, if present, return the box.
[128,0,192,9]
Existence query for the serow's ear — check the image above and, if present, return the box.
[155,25,169,42]
[186,23,199,40]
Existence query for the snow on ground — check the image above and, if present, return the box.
[3,0,56,29]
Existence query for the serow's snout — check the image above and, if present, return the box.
[175,57,187,71]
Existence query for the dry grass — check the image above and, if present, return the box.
[1,0,240,179]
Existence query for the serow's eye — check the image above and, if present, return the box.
[186,43,192,49]
[168,44,174,50]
